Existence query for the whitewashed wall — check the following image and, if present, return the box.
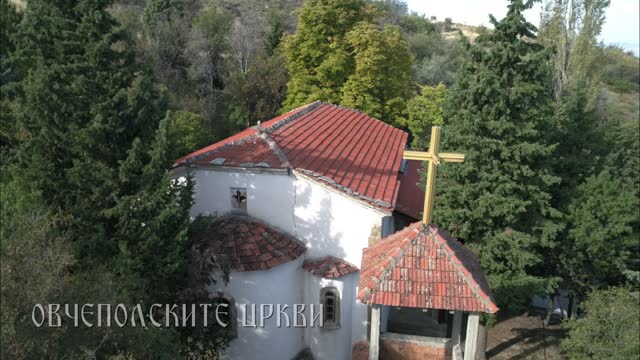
[292,173,385,268]
[209,257,305,360]
[188,168,386,267]
[190,169,296,232]
[187,167,387,359]
[302,271,358,360]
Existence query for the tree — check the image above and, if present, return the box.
[186,6,231,121]
[539,0,610,103]
[13,0,194,308]
[281,0,371,110]
[432,0,561,311]
[264,9,287,56]
[561,287,639,359]
[559,169,638,293]
[404,83,447,149]
[0,0,22,149]
[224,53,289,131]
[167,110,212,160]
[341,23,414,125]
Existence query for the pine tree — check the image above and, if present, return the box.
[433,0,561,311]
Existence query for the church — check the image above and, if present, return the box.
[173,101,498,360]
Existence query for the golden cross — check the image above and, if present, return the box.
[403,126,465,224]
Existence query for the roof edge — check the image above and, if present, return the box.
[428,226,499,314]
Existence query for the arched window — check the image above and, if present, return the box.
[320,287,340,328]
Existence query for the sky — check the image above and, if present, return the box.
[404,0,640,55]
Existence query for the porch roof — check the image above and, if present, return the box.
[357,222,499,314]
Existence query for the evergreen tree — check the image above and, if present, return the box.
[433,0,561,311]
[13,0,193,303]
[0,0,22,149]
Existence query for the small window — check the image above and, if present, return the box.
[320,287,340,328]
[230,187,247,211]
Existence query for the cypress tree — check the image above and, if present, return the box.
[433,0,561,311]
[13,0,193,303]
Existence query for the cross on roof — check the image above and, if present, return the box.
[403,126,465,224]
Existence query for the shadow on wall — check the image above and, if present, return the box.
[292,179,347,261]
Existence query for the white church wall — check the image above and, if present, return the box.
[293,173,386,268]
[302,271,358,360]
[187,167,386,358]
[189,169,296,232]
[209,257,305,360]
[188,168,386,269]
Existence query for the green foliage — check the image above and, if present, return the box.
[0,0,22,148]
[264,9,287,56]
[281,0,371,109]
[341,23,414,125]
[561,287,640,359]
[560,170,638,292]
[539,0,610,103]
[224,53,289,132]
[433,0,562,312]
[404,83,447,149]
[6,1,203,356]
[167,110,212,160]
[282,0,414,124]
[488,273,558,315]
[599,46,640,93]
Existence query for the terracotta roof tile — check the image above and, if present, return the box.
[303,256,359,278]
[175,102,408,210]
[193,215,305,272]
[357,223,499,313]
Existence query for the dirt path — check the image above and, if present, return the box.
[486,314,565,360]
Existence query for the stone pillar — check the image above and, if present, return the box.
[451,311,463,345]
[464,312,480,360]
[369,305,381,360]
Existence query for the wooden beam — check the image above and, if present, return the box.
[369,305,381,360]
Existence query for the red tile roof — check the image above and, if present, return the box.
[192,215,306,272]
[357,222,499,313]
[395,160,426,220]
[303,256,359,278]
[175,102,409,210]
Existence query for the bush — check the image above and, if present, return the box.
[562,287,640,359]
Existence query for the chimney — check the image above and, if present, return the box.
[257,121,262,134]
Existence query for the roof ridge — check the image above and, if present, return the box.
[359,224,422,302]
[427,226,499,313]
[263,101,323,134]
[259,133,291,168]
[181,133,259,166]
